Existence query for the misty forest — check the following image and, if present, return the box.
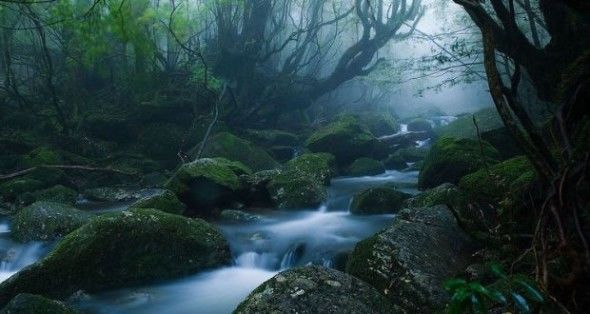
[0,0,588,313]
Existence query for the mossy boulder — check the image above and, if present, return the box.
[12,201,92,242]
[1,293,78,314]
[383,154,407,171]
[243,129,299,147]
[350,187,409,215]
[129,190,186,216]
[202,132,278,172]
[235,266,394,314]
[267,170,327,209]
[346,205,474,312]
[219,209,261,222]
[0,179,44,202]
[0,208,231,302]
[284,153,337,185]
[82,187,147,203]
[21,147,65,187]
[238,170,281,208]
[435,108,504,139]
[165,158,250,215]
[18,185,77,206]
[358,114,400,137]
[305,116,377,167]
[393,147,429,163]
[407,118,434,139]
[459,156,537,210]
[419,137,499,189]
[404,183,464,208]
[347,158,386,177]
[481,127,522,160]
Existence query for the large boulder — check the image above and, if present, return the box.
[418,137,499,189]
[235,266,394,314]
[165,158,251,215]
[305,116,377,167]
[12,201,92,242]
[404,183,464,208]
[129,189,186,216]
[350,188,409,215]
[434,107,504,139]
[18,185,77,206]
[407,118,434,140]
[0,179,44,202]
[0,209,231,302]
[346,158,386,177]
[346,205,474,312]
[201,132,278,172]
[358,113,400,137]
[267,170,327,209]
[285,153,337,185]
[459,156,537,211]
[1,293,78,314]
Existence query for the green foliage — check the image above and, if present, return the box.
[435,108,504,139]
[445,264,544,314]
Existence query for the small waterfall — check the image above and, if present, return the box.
[400,124,408,133]
[235,252,278,269]
[318,204,328,213]
[279,243,306,270]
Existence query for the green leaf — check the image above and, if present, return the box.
[445,278,468,291]
[490,263,507,279]
[489,290,508,305]
[515,279,544,303]
[511,292,531,314]
[470,294,487,314]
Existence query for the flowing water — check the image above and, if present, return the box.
[0,170,419,314]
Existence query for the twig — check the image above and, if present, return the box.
[0,165,137,181]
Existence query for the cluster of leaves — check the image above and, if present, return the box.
[445,264,544,314]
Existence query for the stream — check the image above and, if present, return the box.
[0,170,419,314]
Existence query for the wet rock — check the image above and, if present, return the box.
[165,158,251,215]
[284,153,337,185]
[235,266,394,314]
[358,113,400,137]
[243,129,299,147]
[305,116,377,167]
[220,209,261,222]
[82,187,148,203]
[404,183,464,208]
[18,185,78,206]
[350,187,410,215]
[238,170,280,208]
[201,132,279,172]
[1,293,78,314]
[267,170,327,209]
[346,205,474,312]
[0,208,231,302]
[418,137,499,189]
[383,154,407,171]
[12,201,92,242]
[129,189,186,216]
[407,118,434,139]
[0,179,44,202]
[346,158,386,177]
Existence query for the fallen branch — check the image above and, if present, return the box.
[0,165,138,181]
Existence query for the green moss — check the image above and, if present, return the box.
[345,234,383,289]
[459,156,537,209]
[350,187,408,215]
[267,170,327,209]
[12,201,92,242]
[285,153,337,185]
[435,108,504,139]
[0,209,231,301]
[383,154,407,170]
[358,113,399,137]
[419,137,499,189]
[23,147,62,166]
[165,158,248,213]
[23,185,77,205]
[1,293,78,314]
[243,129,299,147]
[404,183,464,209]
[407,118,433,134]
[129,190,186,215]
[202,132,278,172]
[0,179,44,202]
[393,147,429,163]
[347,158,386,177]
[139,123,187,165]
[305,116,377,167]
